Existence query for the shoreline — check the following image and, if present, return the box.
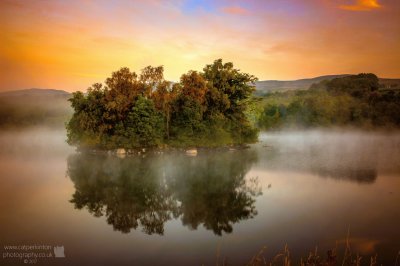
[77,143,252,157]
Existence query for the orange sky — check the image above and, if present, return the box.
[0,0,399,92]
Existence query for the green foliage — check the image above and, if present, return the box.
[66,59,259,149]
[257,73,400,129]
[126,96,164,147]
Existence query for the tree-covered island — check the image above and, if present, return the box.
[66,59,259,150]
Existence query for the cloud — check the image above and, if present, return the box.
[221,6,249,15]
[339,0,381,11]
[1,0,399,91]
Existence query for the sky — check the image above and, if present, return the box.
[0,0,399,92]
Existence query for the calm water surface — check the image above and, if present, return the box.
[0,129,399,265]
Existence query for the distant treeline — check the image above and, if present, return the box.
[257,74,400,129]
[67,59,259,149]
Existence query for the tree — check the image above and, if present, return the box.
[180,71,208,105]
[140,65,164,97]
[152,81,176,139]
[66,83,107,148]
[202,59,259,144]
[126,96,164,147]
[104,67,139,115]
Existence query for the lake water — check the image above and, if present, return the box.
[0,129,399,265]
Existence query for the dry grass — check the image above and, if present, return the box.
[242,244,382,266]
[214,229,398,266]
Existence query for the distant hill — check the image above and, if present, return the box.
[0,88,70,98]
[0,88,72,129]
[254,75,350,95]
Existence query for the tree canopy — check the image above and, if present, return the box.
[66,59,259,149]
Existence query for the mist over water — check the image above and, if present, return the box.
[257,130,400,177]
[0,128,399,265]
[0,127,74,158]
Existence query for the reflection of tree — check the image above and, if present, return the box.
[66,150,260,235]
[166,151,260,235]
[67,154,179,234]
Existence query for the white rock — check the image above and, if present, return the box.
[116,148,126,155]
[186,149,198,156]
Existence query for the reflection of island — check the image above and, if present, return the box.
[67,150,260,235]
[167,152,261,235]
[67,154,178,234]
